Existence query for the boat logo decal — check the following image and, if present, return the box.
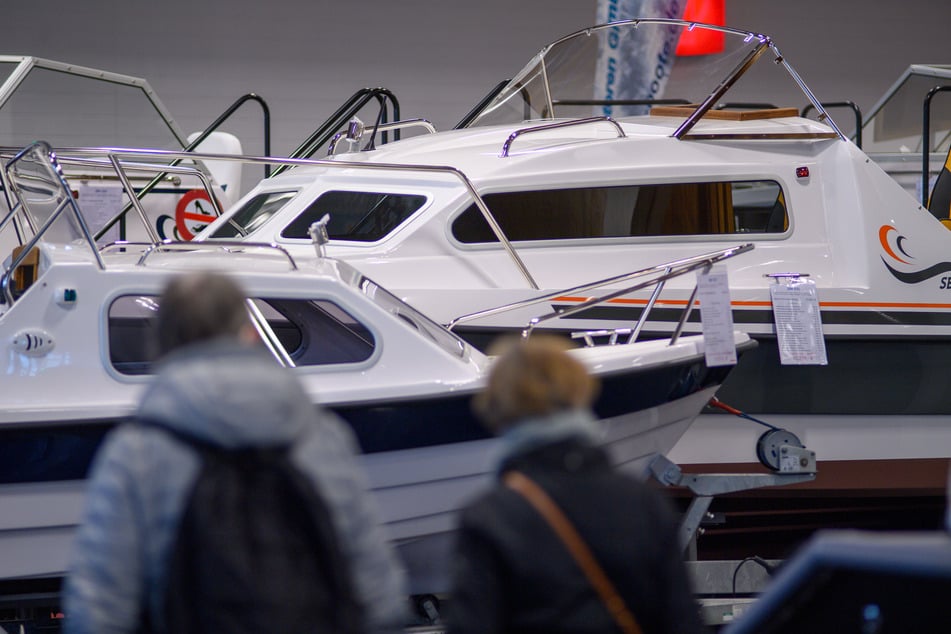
[879,224,951,284]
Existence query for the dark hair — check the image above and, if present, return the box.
[155,270,252,357]
[473,335,599,433]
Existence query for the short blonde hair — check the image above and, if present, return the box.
[474,335,599,433]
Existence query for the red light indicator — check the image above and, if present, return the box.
[796,166,810,178]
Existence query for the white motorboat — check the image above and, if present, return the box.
[140,19,949,544]
[0,141,754,595]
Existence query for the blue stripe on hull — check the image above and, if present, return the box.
[0,356,723,485]
[338,355,725,454]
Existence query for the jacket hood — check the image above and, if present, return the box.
[494,408,600,472]
[136,339,315,448]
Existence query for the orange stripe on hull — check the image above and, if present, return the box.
[553,296,951,310]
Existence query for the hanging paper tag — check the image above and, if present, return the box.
[696,265,737,367]
[77,182,124,244]
[769,278,828,365]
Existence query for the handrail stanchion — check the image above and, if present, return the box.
[448,244,753,335]
[801,101,863,148]
[668,266,707,346]
[627,273,668,344]
[1,142,106,303]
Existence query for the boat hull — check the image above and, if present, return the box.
[0,353,729,594]
[372,385,720,594]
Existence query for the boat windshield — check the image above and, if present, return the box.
[0,61,17,87]
[465,19,833,135]
[0,56,184,149]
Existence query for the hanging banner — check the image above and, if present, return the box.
[594,0,686,117]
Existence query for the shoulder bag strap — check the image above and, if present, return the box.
[503,470,644,634]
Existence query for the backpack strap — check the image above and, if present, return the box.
[503,470,644,634]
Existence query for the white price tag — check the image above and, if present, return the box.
[769,278,828,366]
[77,182,124,244]
[697,266,737,367]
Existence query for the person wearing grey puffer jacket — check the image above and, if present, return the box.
[64,271,407,634]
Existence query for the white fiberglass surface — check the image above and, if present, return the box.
[356,275,469,360]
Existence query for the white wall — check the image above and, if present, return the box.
[1,0,949,154]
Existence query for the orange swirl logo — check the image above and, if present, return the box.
[879,225,912,265]
[879,224,951,284]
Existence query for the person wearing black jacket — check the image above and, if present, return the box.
[448,336,706,634]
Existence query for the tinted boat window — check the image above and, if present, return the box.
[209,190,298,238]
[452,180,787,243]
[250,298,375,365]
[280,190,426,242]
[108,295,374,375]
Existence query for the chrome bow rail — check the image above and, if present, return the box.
[0,143,544,291]
[499,116,625,158]
[446,243,754,345]
[0,141,106,304]
[0,142,301,304]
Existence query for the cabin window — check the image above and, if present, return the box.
[451,180,787,243]
[108,295,375,375]
[248,298,375,365]
[208,190,298,238]
[280,190,426,242]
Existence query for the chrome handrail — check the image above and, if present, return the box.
[135,240,299,270]
[0,160,26,244]
[445,243,753,344]
[523,245,750,341]
[499,116,626,158]
[99,241,154,254]
[0,148,224,245]
[1,141,106,304]
[35,145,541,289]
[326,118,436,155]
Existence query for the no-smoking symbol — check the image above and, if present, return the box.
[175,190,216,241]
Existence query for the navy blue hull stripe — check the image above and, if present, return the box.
[0,356,722,485]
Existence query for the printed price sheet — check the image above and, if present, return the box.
[697,266,737,367]
[77,182,124,244]
[769,278,828,365]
